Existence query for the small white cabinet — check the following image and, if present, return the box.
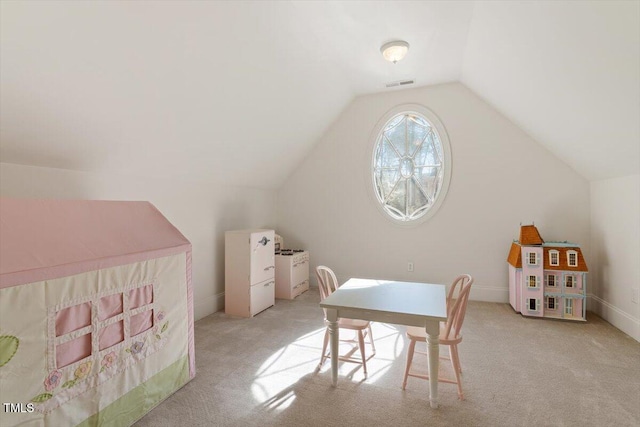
[225,229,275,317]
[275,251,309,299]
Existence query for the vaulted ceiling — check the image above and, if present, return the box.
[1,1,638,188]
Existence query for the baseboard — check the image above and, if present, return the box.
[194,292,225,321]
[588,294,640,342]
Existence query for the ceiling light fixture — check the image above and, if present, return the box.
[381,40,409,64]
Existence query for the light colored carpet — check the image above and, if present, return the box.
[135,287,640,427]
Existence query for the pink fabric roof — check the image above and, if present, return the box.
[0,199,191,288]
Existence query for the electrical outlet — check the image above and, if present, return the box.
[632,288,639,304]
[407,262,414,272]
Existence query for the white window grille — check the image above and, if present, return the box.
[371,108,450,223]
[547,274,556,287]
[548,297,556,310]
[565,275,575,288]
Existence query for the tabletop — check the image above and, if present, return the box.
[320,278,447,321]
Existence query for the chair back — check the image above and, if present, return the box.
[441,276,473,341]
[316,265,339,301]
[447,274,473,317]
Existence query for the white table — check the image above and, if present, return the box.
[319,278,447,408]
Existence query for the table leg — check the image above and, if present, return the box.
[327,309,339,387]
[425,321,440,408]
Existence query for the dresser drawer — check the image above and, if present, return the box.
[250,279,275,316]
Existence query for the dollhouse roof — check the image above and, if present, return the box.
[507,226,588,271]
[507,242,522,267]
[519,225,544,245]
[542,245,588,272]
[0,198,191,288]
[507,244,588,272]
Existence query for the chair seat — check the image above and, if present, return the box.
[326,318,370,330]
[406,325,462,345]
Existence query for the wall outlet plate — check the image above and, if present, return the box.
[632,288,639,304]
[407,262,414,272]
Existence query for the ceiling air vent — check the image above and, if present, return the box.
[385,79,415,88]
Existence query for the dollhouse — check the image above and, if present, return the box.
[507,225,588,321]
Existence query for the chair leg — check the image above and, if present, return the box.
[450,344,464,400]
[402,339,416,390]
[357,330,367,374]
[367,324,376,354]
[318,328,329,370]
[451,344,462,373]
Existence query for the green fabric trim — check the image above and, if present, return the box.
[0,335,20,367]
[77,356,190,427]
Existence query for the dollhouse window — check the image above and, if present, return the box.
[547,297,556,310]
[549,250,559,266]
[547,274,556,287]
[527,252,538,265]
[370,105,451,224]
[527,275,538,288]
[565,275,575,288]
[567,250,578,267]
[527,298,539,311]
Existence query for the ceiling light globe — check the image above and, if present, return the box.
[381,40,410,63]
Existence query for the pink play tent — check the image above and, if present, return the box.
[0,199,195,426]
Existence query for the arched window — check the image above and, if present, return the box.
[371,105,451,223]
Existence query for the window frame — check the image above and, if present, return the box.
[546,274,556,287]
[367,104,452,226]
[567,250,578,267]
[549,250,559,266]
[527,275,539,288]
[50,281,156,372]
[548,296,556,310]
[565,275,575,288]
[527,252,538,266]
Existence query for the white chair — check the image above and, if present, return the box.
[402,274,473,399]
[316,265,376,374]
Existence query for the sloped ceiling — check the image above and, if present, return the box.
[461,1,639,181]
[1,1,638,188]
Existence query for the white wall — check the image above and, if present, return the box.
[461,1,640,182]
[589,174,640,341]
[277,82,591,303]
[0,162,277,321]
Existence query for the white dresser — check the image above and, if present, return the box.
[275,250,309,299]
[225,229,275,317]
